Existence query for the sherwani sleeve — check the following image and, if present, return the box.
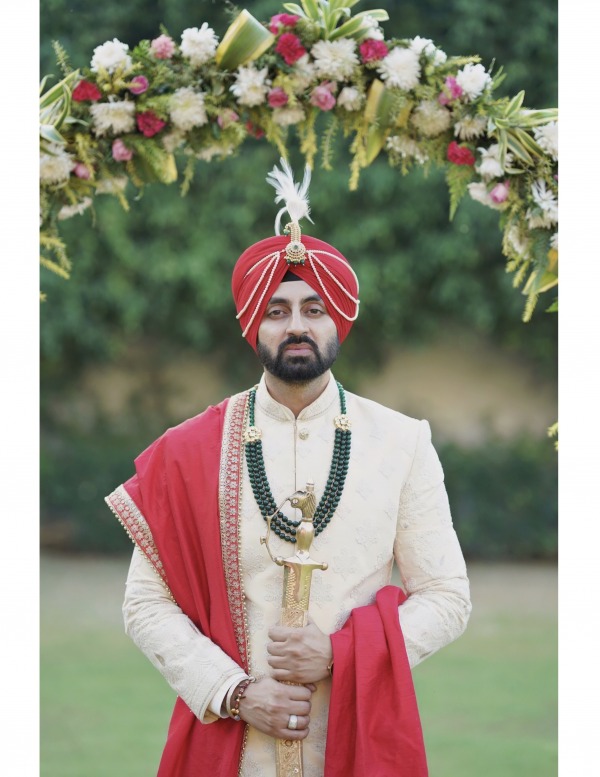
[123,546,248,722]
[394,419,472,668]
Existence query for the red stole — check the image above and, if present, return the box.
[118,398,247,776]
[326,586,428,776]
[107,392,428,776]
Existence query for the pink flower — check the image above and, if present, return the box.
[438,76,464,105]
[490,180,510,203]
[136,110,166,137]
[269,13,300,34]
[72,80,102,102]
[217,109,239,129]
[268,87,289,108]
[150,34,176,59]
[359,39,389,63]
[310,82,336,111]
[447,141,475,166]
[73,163,91,179]
[129,75,149,95]
[275,33,307,65]
[112,139,134,162]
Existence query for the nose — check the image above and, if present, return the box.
[286,307,308,336]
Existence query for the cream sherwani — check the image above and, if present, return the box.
[123,374,471,776]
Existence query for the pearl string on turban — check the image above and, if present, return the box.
[231,160,360,352]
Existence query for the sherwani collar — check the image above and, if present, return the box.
[255,373,340,422]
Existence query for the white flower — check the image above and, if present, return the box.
[550,232,558,251]
[169,88,208,131]
[386,135,428,164]
[195,144,233,162]
[506,225,530,257]
[337,86,364,112]
[467,182,502,210]
[39,143,75,184]
[377,47,421,91]
[360,15,384,41]
[476,144,510,179]
[90,100,136,136]
[456,63,492,100]
[454,115,487,140]
[90,38,132,74]
[273,105,305,127]
[533,121,558,161]
[410,36,435,56]
[530,179,558,225]
[180,24,218,67]
[432,49,447,66]
[162,129,186,153]
[409,36,446,65]
[230,65,270,106]
[290,55,316,92]
[410,100,451,137]
[96,176,128,194]
[311,39,358,81]
[58,197,93,220]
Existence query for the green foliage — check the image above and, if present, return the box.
[439,436,557,560]
[39,0,558,559]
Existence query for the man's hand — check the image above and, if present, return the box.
[267,621,333,684]
[238,677,314,740]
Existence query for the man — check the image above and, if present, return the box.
[106,163,471,777]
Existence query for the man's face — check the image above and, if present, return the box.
[257,280,339,383]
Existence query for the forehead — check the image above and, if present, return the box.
[267,279,321,304]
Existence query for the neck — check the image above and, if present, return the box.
[263,371,331,417]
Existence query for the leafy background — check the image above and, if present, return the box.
[40,0,557,557]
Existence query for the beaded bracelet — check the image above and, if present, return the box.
[228,676,256,721]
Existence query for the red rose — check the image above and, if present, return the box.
[136,110,166,137]
[72,80,102,102]
[245,121,265,139]
[269,13,300,34]
[447,141,475,166]
[359,39,389,63]
[275,33,307,65]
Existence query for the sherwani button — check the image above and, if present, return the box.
[298,428,309,440]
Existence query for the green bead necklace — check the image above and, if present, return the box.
[244,381,352,543]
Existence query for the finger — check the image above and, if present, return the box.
[268,626,291,642]
[276,728,309,742]
[266,642,286,657]
[287,684,312,701]
[283,714,310,731]
[305,683,317,692]
[288,701,311,717]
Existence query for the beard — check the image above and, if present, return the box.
[257,333,340,384]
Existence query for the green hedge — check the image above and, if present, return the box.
[439,436,557,560]
[41,427,557,560]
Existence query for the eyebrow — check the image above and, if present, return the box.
[267,294,324,305]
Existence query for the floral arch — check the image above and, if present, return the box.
[40,0,558,321]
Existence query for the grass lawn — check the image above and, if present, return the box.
[40,555,557,776]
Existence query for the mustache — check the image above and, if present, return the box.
[278,334,319,355]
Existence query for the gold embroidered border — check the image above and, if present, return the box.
[219,391,251,672]
[105,484,175,602]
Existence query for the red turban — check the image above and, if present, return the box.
[231,234,360,351]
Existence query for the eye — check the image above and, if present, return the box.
[305,306,325,317]
[267,307,287,318]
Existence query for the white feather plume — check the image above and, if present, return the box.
[266,158,314,235]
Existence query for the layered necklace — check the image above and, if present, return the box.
[244,381,352,543]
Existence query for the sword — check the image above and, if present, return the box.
[261,480,328,777]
